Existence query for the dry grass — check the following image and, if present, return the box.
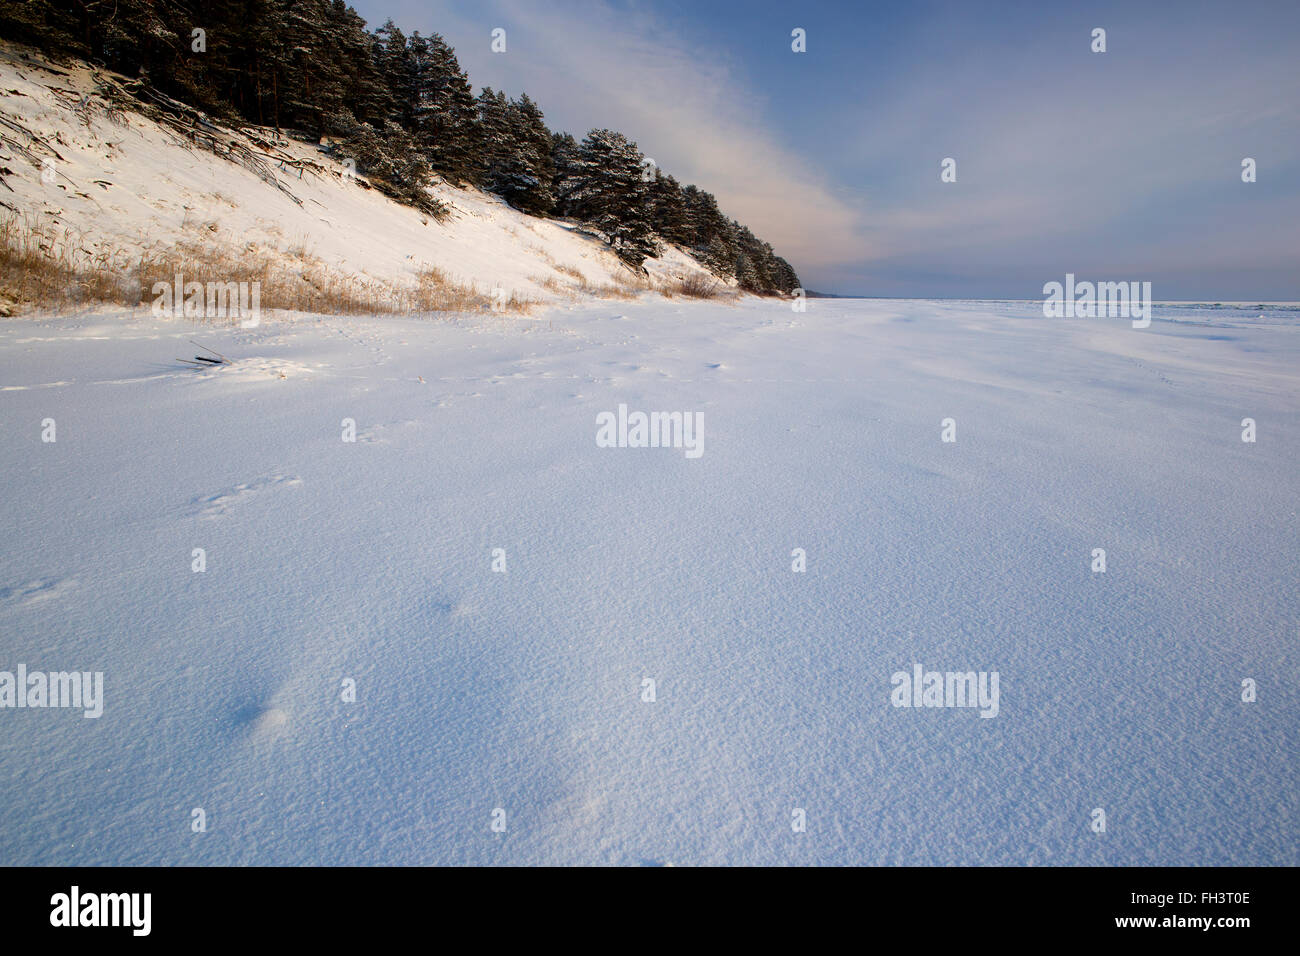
[553,262,587,283]
[578,281,639,300]
[569,265,648,300]
[671,272,723,299]
[411,266,534,314]
[0,215,137,314]
[529,274,566,294]
[0,215,534,318]
[610,270,644,290]
[138,239,395,315]
[532,266,654,303]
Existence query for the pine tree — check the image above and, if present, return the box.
[565,129,659,269]
[550,132,584,218]
[331,117,443,217]
[488,94,554,215]
[771,256,800,294]
[419,35,480,185]
[649,172,691,246]
[732,222,774,292]
[276,0,360,137]
[681,186,737,278]
[372,19,411,127]
[0,0,800,287]
[475,87,513,188]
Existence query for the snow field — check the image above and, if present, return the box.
[1,297,1296,865]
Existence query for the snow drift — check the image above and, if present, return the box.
[0,42,726,316]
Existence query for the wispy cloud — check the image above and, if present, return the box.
[379,0,870,272]
[367,0,1300,296]
[825,7,1300,294]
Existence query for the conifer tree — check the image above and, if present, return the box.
[0,0,800,290]
[681,186,738,278]
[566,129,659,269]
[649,172,692,246]
[419,35,480,185]
[475,87,511,183]
[550,132,584,218]
[493,94,555,215]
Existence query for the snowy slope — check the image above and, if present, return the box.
[0,298,1296,865]
[0,44,723,309]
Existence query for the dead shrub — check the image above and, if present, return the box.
[674,272,722,299]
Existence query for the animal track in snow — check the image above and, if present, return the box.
[0,578,79,608]
[191,475,302,518]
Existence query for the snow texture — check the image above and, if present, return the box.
[1,297,1296,865]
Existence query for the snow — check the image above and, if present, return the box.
[0,47,720,304]
[1,297,1296,865]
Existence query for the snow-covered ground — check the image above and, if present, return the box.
[1,296,1296,865]
[0,44,719,306]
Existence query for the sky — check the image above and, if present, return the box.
[351,0,1300,298]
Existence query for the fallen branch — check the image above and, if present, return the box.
[93,74,305,205]
[189,339,229,362]
[178,341,231,367]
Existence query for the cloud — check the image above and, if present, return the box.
[381,0,869,273]
[821,8,1300,295]
[365,0,1300,296]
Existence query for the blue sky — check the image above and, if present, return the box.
[352,0,1300,298]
